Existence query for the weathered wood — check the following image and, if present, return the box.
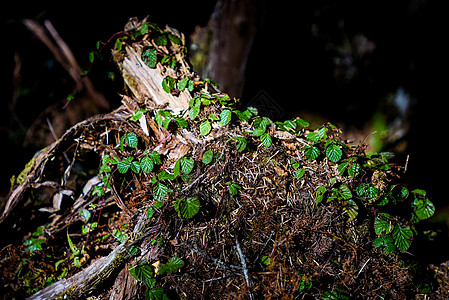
[27,212,158,299]
[0,114,128,224]
[118,46,190,113]
[28,242,131,300]
[27,237,154,299]
[202,0,259,98]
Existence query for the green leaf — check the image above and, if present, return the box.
[290,160,301,169]
[283,120,296,130]
[79,209,91,223]
[154,111,163,127]
[115,39,123,51]
[129,263,155,288]
[247,106,258,115]
[25,237,46,252]
[216,93,234,106]
[202,150,213,164]
[295,118,309,128]
[162,77,174,93]
[89,51,95,63]
[178,77,189,91]
[389,185,409,201]
[255,117,271,130]
[200,94,215,106]
[297,279,312,293]
[338,162,349,175]
[305,146,320,161]
[140,22,149,34]
[175,117,188,128]
[376,235,397,253]
[149,151,161,165]
[374,213,393,235]
[392,224,413,251]
[180,157,194,174]
[131,161,141,173]
[160,55,170,65]
[295,168,305,179]
[147,202,164,219]
[227,136,247,152]
[356,183,379,201]
[159,172,175,181]
[154,35,167,46]
[412,198,435,221]
[366,185,379,200]
[147,207,155,219]
[220,109,232,126]
[67,229,79,257]
[307,130,322,142]
[162,118,171,130]
[187,79,194,91]
[317,126,328,139]
[373,237,383,248]
[411,189,427,196]
[348,162,360,177]
[307,127,327,143]
[146,287,166,300]
[168,33,181,45]
[339,185,352,199]
[112,229,128,242]
[343,199,358,222]
[177,197,200,219]
[153,183,170,202]
[189,106,200,120]
[126,133,138,148]
[252,127,265,136]
[132,109,147,121]
[326,144,342,163]
[140,156,154,173]
[32,226,44,237]
[261,256,271,265]
[159,257,184,275]
[153,202,164,210]
[173,159,181,178]
[233,109,252,122]
[199,120,212,136]
[227,182,242,195]
[117,160,131,174]
[159,109,172,117]
[189,96,201,108]
[142,49,158,68]
[315,185,327,204]
[260,132,272,147]
[92,185,105,197]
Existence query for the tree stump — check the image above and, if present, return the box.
[0,17,446,300]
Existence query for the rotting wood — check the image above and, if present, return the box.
[118,45,190,114]
[27,225,158,300]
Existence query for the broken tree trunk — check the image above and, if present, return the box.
[1,18,446,300]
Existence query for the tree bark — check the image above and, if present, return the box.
[201,0,259,98]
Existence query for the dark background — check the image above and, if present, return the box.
[1,0,447,219]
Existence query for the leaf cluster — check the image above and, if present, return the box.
[93,130,204,223]
[303,123,345,162]
[129,257,184,300]
[311,142,435,254]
